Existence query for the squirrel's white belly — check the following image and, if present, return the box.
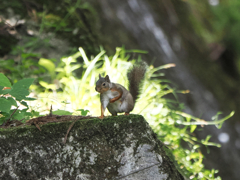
[101,90,119,109]
[101,90,131,115]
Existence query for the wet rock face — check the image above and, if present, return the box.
[0,115,183,180]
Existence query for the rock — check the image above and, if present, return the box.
[0,115,183,180]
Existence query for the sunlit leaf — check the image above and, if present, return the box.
[79,47,90,65]
[39,58,56,79]
[39,81,56,90]
[190,125,197,133]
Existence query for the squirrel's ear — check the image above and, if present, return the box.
[99,74,102,79]
[105,75,111,82]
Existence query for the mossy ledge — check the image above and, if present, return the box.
[0,114,183,180]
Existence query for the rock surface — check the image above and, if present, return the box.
[0,115,183,180]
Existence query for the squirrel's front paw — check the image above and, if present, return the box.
[109,99,115,103]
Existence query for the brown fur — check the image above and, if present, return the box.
[95,63,146,118]
[127,62,146,104]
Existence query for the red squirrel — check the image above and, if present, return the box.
[95,63,146,119]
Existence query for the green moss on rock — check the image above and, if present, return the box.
[0,114,183,180]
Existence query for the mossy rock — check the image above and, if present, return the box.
[0,114,183,180]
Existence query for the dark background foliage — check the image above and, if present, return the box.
[1,0,240,179]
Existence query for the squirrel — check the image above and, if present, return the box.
[95,63,146,119]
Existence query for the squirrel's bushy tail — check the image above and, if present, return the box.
[127,62,146,104]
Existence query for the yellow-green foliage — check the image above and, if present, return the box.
[31,47,135,115]
[30,47,233,180]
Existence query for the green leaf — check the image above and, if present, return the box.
[39,81,56,90]
[79,47,90,65]
[176,111,234,127]
[201,135,212,145]
[30,110,40,117]
[0,97,12,112]
[0,112,10,124]
[6,97,18,107]
[0,86,12,95]
[70,64,81,72]
[52,110,72,115]
[216,111,235,129]
[124,49,148,54]
[12,110,26,120]
[190,125,197,133]
[76,109,89,116]
[39,58,55,78]
[9,78,35,101]
[20,101,28,108]
[193,145,200,150]
[24,97,37,101]
[0,73,11,87]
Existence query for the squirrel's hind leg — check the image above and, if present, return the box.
[124,112,130,115]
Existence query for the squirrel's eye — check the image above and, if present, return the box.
[102,83,105,86]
